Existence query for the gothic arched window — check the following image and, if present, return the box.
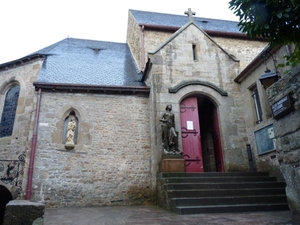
[0,85,20,138]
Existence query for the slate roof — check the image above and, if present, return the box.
[130,9,241,34]
[34,38,145,87]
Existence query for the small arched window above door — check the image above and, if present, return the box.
[0,85,20,138]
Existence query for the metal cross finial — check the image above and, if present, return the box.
[184,8,196,22]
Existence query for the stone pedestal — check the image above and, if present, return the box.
[3,200,44,225]
[160,158,185,172]
[65,143,75,150]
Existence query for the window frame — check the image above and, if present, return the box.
[0,83,20,138]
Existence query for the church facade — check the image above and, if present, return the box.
[2,8,291,209]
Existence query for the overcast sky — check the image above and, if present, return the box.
[0,0,238,64]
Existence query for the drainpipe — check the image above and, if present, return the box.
[141,25,145,71]
[26,88,42,200]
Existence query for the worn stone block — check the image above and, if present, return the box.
[3,200,44,225]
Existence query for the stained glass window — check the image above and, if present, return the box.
[0,85,20,138]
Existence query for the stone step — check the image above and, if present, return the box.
[167,188,287,198]
[162,176,277,183]
[157,172,289,214]
[170,195,288,206]
[159,172,270,178]
[164,181,286,190]
[174,203,290,214]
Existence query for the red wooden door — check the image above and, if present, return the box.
[180,97,204,172]
[212,107,224,172]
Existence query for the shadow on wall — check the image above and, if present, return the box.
[0,186,12,225]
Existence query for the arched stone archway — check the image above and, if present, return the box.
[0,185,13,225]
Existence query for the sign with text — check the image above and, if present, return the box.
[271,94,294,120]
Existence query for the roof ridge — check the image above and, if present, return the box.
[129,9,238,23]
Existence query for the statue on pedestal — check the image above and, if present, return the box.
[160,105,181,155]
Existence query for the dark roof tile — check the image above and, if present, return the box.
[34,38,145,87]
[130,9,241,34]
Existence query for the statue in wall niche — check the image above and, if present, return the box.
[160,105,181,155]
[65,116,76,145]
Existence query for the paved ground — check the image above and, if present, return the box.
[44,205,298,225]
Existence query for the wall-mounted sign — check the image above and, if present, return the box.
[255,124,275,155]
[271,94,294,120]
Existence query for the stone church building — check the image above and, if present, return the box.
[0,8,298,217]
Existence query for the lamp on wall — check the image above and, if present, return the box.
[259,51,280,89]
[259,69,279,89]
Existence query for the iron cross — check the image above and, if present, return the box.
[184,8,196,22]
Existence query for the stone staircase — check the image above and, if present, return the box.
[156,172,290,214]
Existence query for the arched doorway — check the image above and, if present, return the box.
[0,185,13,225]
[180,95,224,172]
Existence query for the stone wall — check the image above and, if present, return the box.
[126,11,142,70]
[31,92,152,207]
[236,45,294,178]
[0,59,42,197]
[267,65,300,223]
[213,37,268,71]
[143,30,267,75]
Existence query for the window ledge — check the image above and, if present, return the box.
[0,136,12,144]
